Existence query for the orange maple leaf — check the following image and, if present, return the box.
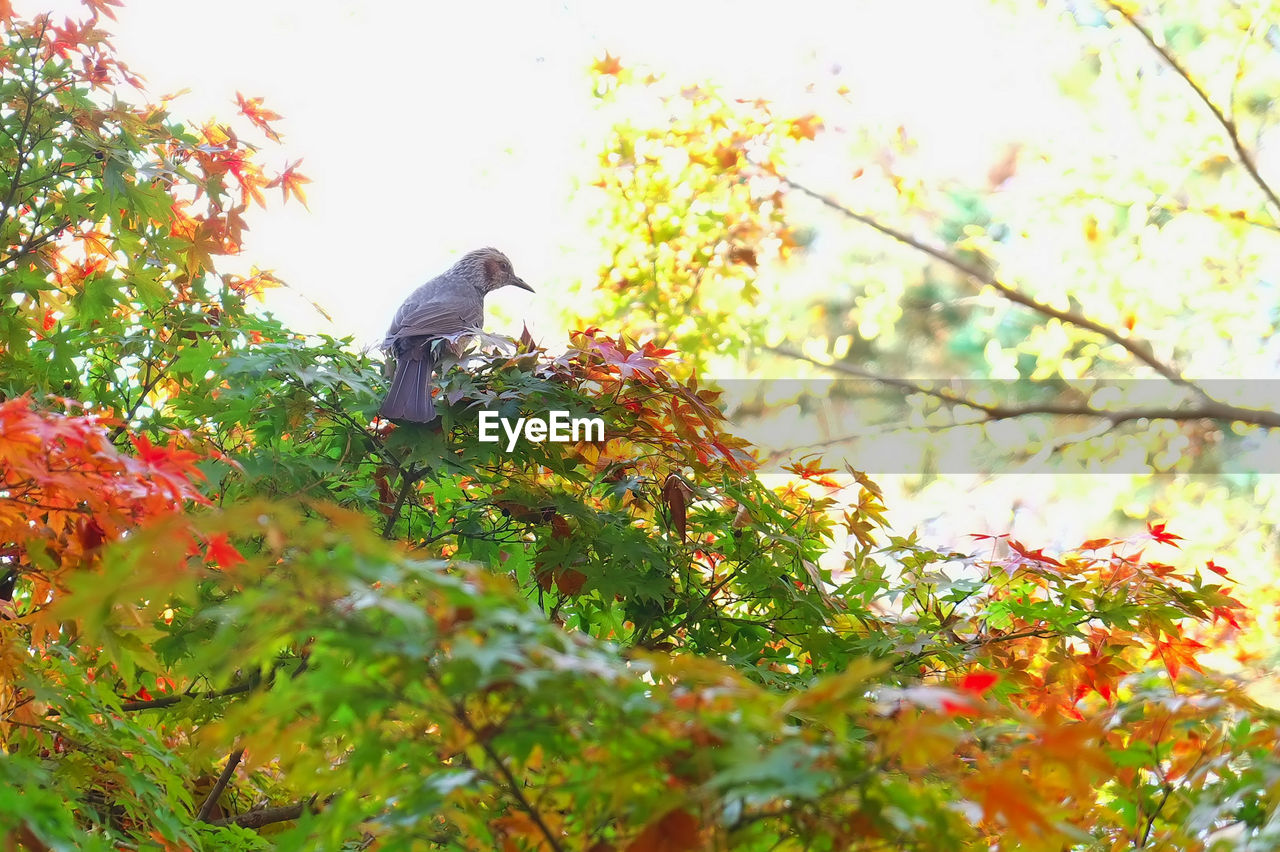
[266,159,311,209]
[81,0,122,20]
[786,114,824,141]
[235,91,283,141]
[1150,635,1206,680]
[1075,644,1127,702]
[593,52,623,77]
[964,766,1054,837]
[783,457,840,487]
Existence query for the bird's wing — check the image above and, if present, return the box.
[385,302,478,344]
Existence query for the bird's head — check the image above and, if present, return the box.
[456,247,534,296]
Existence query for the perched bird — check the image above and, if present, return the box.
[379,247,534,422]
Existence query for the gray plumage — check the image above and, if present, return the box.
[379,247,533,422]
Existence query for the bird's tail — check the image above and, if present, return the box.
[379,341,437,422]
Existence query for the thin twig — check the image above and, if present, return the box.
[0,22,49,240]
[109,353,180,441]
[1104,1,1280,215]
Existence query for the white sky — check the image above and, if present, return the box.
[26,0,1064,352]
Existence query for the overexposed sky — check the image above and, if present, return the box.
[26,0,1066,351]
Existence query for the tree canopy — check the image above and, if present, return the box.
[2,3,1279,851]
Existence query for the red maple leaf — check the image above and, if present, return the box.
[128,434,208,504]
[1146,522,1183,547]
[960,670,999,696]
[1008,539,1064,567]
[204,533,245,569]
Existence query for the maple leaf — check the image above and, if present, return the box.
[178,218,225,277]
[128,434,208,504]
[783,456,840,488]
[1150,635,1206,680]
[626,808,700,852]
[964,766,1054,837]
[1212,605,1242,629]
[1075,644,1126,702]
[589,338,660,381]
[81,0,122,20]
[204,533,244,569]
[266,159,311,209]
[786,114,823,141]
[235,91,283,141]
[960,670,999,696]
[1146,521,1184,547]
[592,52,623,77]
[1205,559,1230,578]
[1008,539,1064,567]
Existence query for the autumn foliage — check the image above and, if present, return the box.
[2,4,1279,852]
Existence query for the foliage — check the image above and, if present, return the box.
[580,61,812,372]
[3,4,1280,852]
[577,3,1280,493]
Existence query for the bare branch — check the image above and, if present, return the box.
[767,344,1280,429]
[774,174,1212,401]
[1104,1,1280,216]
[382,464,421,539]
[210,798,314,830]
[197,747,244,823]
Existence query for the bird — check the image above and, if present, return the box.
[379,247,534,423]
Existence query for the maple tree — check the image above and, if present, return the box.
[3,3,1280,852]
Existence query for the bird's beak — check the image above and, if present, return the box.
[511,277,535,293]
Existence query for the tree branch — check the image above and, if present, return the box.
[767,344,1280,429]
[430,672,565,852]
[382,463,423,539]
[773,173,1212,401]
[1104,1,1280,216]
[0,22,49,241]
[197,747,244,822]
[118,678,258,713]
[109,352,181,442]
[210,798,315,830]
